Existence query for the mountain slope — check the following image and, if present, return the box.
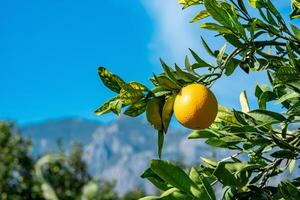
[21,116,226,194]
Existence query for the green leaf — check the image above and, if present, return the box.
[110,99,122,115]
[160,59,179,84]
[184,56,193,74]
[291,24,300,40]
[174,64,198,82]
[162,94,176,133]
[124,81,148,91]
[215,105,239,125]
[179,0,203,9]
[201,37,216,57]
[222,186,236,200]
[98,67,126,93]
[291,0,300,19]
[213,162,239,186]
[204,0,230,26]
[119,87,144,105]
[189,168,216,200]
[150,160,199,196]
[205,138,229,148]
[189,49,211,67]
[258,90,276,110]
[247,109,286,124]
[146,98,164,131]
[140,188,190,200]
[124,99,147,117]
[271,150,297,159]
[95,96,119,115]
[237,0,248,15]
[277,92,300,104]
[279,181,300,200]
[223,34,244,48]
[191,10,210,23]
[289,160,296,173]
[188,129,219,139]
[200,23,232,34]
[157,130,164,159]
[225,58,240,76]
[233,110,256,126]
[217,43,227,66]
[248,0,263,8]
[141,168,171,191]
[201,157,218,167]
[239,90,250,112]
[156,75,181,90]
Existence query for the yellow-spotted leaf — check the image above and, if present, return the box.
[119,86,144,105]
[191,10,210,23]
[179,0,203,9]
[95,96,119,115]
[110,99,123,115]
[123,82,148,91]
[124,99,147,117]
[98,67,126,93]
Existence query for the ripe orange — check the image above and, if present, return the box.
[174,83,218,129]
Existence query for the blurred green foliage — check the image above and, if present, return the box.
[0,122,145,200]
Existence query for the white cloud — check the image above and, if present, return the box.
[141,0,200,65]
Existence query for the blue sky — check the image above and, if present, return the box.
[0,0,295,124]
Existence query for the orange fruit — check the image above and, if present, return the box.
[174,83,218,129]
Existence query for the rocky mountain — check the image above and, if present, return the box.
[21,116,228,194]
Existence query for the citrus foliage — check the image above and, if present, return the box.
[0,122,145,200]
[96,0,300,199]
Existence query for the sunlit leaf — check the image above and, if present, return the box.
[98,67,126,93]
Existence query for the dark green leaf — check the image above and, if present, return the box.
[146,98,164,131]
[247,109,286,124]
[204,0,230,26]
[237,0,248,15]
[160,59,179,84]
[189,168,216,200]
[141,168,171,191]
[225,58,240,76]
[157,130,164,159]
[156,75,181,90]
[162,94,176,133]
[175,64,198,82]
[258,90,276,110]
[150,160,199,196]
[201,37,216,57]
[189,49,211,67]
[279,181,300,200]
[205,138,231,148]
[213,162,239,186]
[223,34,244,48]
[271,150,297,159]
